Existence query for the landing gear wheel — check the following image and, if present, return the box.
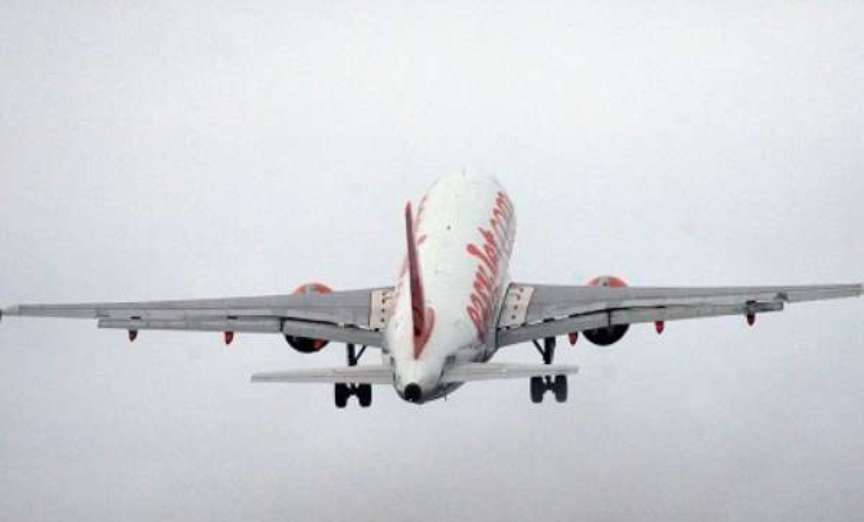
[334,383,349,409]
[357,384,372,408]
[530,376,545,403]
[553,375,568,403]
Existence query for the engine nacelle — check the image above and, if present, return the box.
[285,283,333,353]
[583,275,630,347]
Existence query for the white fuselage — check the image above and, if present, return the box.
[384,175,517,403]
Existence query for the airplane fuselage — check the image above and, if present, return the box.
[384,175,517,403]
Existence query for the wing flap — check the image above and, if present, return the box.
[498,302,786,346]
[98,318,283,334]
[97,318,383,346]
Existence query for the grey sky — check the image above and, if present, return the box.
[1,2,862,521]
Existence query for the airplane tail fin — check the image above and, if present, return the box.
[404,202,426,338]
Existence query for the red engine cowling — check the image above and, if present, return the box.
[583,276,630,346]
[285,283,332,353]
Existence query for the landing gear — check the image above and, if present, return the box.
[334,382,372,408]
[346,343,365,367]
[529,337,568,403]
[553,375,568,402]
[533,336,557,365]
[530,376,545,403]
[529,375,568,403]
[357,384,372,408]
[333,343,373,409]
[335,383,349,409]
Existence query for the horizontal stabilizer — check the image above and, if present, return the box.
[251,365,393,385]
[442,363,579,383]
[251,363,579,386]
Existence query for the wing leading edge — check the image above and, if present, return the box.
[497,283,862,347]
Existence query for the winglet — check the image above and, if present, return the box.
[405,202,426,337]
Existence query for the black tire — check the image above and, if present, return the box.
[334,383,349,409]
[530,376,545,403]
[553,375,568,403]
[357,384,372,408]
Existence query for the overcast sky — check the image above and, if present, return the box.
[1,2,863,521]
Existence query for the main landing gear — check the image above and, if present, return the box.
[334,343,373,409]
[530,337,568,403]
[335,382,372,408]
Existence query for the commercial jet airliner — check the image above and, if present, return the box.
[2,175,861,407]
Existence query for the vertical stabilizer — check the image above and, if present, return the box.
[404,202,426,338]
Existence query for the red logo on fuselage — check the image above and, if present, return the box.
[466,192,515,342]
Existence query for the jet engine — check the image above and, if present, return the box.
[285,282,333,353]
[583,275,630,346]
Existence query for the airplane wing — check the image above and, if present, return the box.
[497,283,863,347]
[1,288,395,347]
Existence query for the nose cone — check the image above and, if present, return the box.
[401,383,423,403]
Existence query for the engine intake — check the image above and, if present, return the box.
[285,283,332,353]
[583,275,630,347]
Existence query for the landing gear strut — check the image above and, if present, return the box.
[334,344,372,409]
[533,336,557,364]
[529,337,568,403]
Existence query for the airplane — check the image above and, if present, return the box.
[1,174,861,407]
